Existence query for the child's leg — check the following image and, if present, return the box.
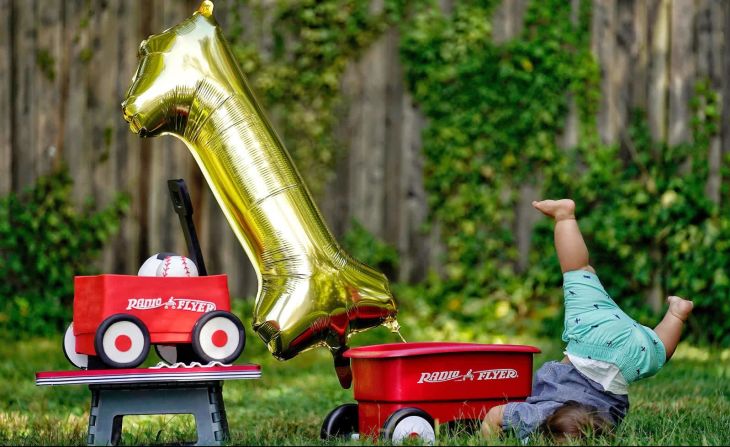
[653,296,694,361]
[532,199,595,274]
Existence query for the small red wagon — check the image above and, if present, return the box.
[63,274,245,369]
[321,342,540,444]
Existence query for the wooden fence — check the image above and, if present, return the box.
[1,0,729,300]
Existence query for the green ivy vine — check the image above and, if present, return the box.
[548,82,727,344]
[227,0,407,195]
[398,0,727,344]
[219,0,727,344]
[398,0,597,336]
[0,167,129,337]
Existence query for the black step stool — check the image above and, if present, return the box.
[87,380,228,446]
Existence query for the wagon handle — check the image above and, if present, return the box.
[167,178,208,276]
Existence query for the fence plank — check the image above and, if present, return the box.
[34,0,62,177]
[383,28,405,268]
[98,0,143,274]
[401,96,429,281]
[593,0,618,144]
[559,0,581,149]
[492,0,528,44]
[668,0,696,146]
[145,1,194,263]
[697,0,724,204]
[613,0,633,146]
[111,0,143,275]
[723,0,730,207]
[63,0,93,205]
[351,35,388,236]
[0,0,11,194]
[631,0,649,110]
[11,0,38,191]
[383,28,431,282]
[492,0,536,272]
[89,0,119,206]
[648,0,670,141]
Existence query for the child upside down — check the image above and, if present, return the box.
[482,199,694,442]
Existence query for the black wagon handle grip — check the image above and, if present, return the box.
[167,178,208,276]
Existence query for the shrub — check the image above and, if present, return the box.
[399,0,729,344]
[342,219,400,280]
[0,167,128,337]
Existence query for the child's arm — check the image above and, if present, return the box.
[481,404,505,436]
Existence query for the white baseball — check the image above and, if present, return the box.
[156,255,199,277]
[138,252,177,276]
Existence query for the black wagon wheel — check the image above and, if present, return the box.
[320,403,359,440]
[382,407,435,445]
[94,314,150,368]
[191,310,245,364]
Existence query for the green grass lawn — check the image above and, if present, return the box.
[1,325,728,446]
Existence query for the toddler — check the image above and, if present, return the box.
[481,199,694,441]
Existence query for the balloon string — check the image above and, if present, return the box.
[385,318,407,343]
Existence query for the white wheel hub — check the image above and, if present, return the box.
[101,320,146,364]
[63,323,88,368]
[197,316,240,360]
[391,416,435,445]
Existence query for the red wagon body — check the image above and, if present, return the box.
[73,274,231,355]
[326,342,540,440]
[65,274,245,369]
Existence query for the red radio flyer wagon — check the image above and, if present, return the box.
[321,342,540,444]
[63,274,245,369]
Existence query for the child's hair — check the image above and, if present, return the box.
[541,401,612,441]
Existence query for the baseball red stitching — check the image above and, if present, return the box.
[181,257,191,277]
[161,256,172,277]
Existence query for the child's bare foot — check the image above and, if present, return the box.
[667,296,694,321]
[532,199,576,221]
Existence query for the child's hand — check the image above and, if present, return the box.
[481,405,505,437]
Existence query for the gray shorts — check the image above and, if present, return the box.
[502,361,629,441]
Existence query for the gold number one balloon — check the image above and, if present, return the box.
[122,1,398,387]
